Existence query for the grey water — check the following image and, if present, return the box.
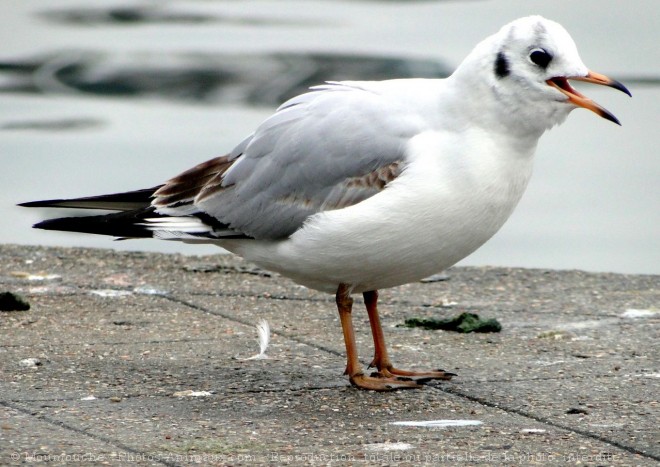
[1,0,658,274]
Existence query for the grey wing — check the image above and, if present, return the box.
[154,82,425,239]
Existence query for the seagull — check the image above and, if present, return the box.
[21,16,630,390]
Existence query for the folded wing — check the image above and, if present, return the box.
[22,81,424,242]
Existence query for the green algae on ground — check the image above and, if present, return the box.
[0,291,30,311]
[402,312,501,333]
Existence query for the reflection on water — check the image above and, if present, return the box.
[3,3,449,107]
[40,4,321,27]
[2,2,449,111]
[0,51,448,107]
[1,117,103,131]
[1,1,658,274]
[42,5,220,25]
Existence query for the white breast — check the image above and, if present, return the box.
[224,128,536,294]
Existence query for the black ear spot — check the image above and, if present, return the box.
[495,51,510,78]
[529,48,553,69]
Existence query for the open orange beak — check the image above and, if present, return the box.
[546,71,631,125]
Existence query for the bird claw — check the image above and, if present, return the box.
[378,366,456,381]
[350,366,456,390]
[349,373,422,391]
[369,371,414,381]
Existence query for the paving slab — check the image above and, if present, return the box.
[0,244,658,465]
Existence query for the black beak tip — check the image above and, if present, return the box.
[611,79,632,97]
[600,109,622,126]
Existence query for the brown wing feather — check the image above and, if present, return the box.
[154,156,402,226]
[344,161,401,191]
[276,161,403,211]
[153,155,235,208]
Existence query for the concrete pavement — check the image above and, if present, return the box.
[1,244,658,465]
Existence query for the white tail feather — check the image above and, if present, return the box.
[140,216,243,240]
[140,217,212,233]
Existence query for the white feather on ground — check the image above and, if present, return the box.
[245,319,270,360]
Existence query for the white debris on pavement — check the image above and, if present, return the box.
[19,358,42,368]
[134,286,168,296]
[90,289,133,297]
[173,390,214,397]
[621,309,657,319]
[364,442,413,451]
[390,420,483,428]
[11,271,61,281]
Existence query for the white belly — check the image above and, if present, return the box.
[222,131,535,293]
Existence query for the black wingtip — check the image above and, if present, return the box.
[19,200,56,208]
[29,210,156,239]
[18,186,161,211]
[32,217,74,231]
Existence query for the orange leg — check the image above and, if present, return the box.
[363,290,455,382]
[336,284,420,390]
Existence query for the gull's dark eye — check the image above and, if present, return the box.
[529,48,552,69]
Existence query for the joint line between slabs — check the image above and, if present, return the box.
[0,400,181,467]
[434,386,660,462]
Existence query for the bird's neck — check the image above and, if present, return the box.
[447,59,569,140]
[439,76,546,154]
